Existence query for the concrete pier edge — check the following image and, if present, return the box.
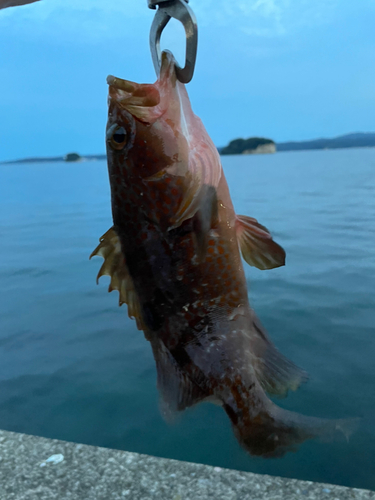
[0,429,373,500]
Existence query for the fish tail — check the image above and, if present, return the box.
[223,393,358,458]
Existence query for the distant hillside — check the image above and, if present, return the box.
[220,137,275,155]
[2,132,375,164]
[0,154,107,165]
[1,155,65,164]
[276,132,375,151]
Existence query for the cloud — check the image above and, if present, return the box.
[0,0,343,47]
[1,0,341,34]
[1,0,145,18]
[194,0,339,36]
[0,0,150,42]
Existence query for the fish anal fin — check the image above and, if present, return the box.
[250,311,308,397]
[236,214,286,270]
[151,340,207,421]
[90,227,145,330]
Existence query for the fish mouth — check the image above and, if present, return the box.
[107,76,160,107]
[107,51,177,122]
[158,50,178,85]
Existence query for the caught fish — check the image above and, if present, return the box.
[91,51,355,457]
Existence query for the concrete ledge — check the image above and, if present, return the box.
[0,429,374,500]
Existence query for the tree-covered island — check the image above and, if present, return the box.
[64,152,82,162]
[220,137,276,155]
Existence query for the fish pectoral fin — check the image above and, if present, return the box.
[250,311,308,397]
[90,227,145,330]
[152,340,207,421]
[235,214,286,270]
[192,185,219,262]
[170,142,222,230]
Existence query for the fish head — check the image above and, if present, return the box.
[106,51,222,232]
[106,51,190,185]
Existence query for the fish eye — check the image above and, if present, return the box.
[110,126,127,150]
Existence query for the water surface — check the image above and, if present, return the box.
[0,149,374,489]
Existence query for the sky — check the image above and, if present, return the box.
[0,0,374,161]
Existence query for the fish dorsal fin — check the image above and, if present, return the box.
[236,214,286,270]
[152,340,207,421]
[90,227,144,330]
[249,310,308,397]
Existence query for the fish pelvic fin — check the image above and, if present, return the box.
[223,388,359,458]
[90,227,145,330]
[250,311,308,397]
[151,340,208,422]
[236,214,286,270]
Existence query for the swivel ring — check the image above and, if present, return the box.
[149,0,198,84]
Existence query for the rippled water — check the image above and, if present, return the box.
[0,149,374,490]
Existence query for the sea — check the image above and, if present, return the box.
[0,148,374,490]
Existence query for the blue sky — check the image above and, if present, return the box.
[0,0,374,161]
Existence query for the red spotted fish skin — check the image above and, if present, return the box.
[110,149,249,384]
[96,51,355,457]
[107,84,247,344]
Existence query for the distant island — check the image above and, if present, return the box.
[0,153,107,165]
[219,132,375,155]
[276,132,375,152]
[1,133,375,164]
[64,152,82,162]
[220,137,276,155]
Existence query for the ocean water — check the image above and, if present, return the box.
[0,149,374,490]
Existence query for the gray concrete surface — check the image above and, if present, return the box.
[0,429,373,500]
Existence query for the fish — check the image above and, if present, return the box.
[91,50,356,457]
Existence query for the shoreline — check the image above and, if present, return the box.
[1,429,374,499]
[1,145,375,165]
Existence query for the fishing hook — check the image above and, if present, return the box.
[148,0,198,84]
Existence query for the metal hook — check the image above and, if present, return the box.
[148,0,198,84]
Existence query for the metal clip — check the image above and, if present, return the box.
[148,0,198,84]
